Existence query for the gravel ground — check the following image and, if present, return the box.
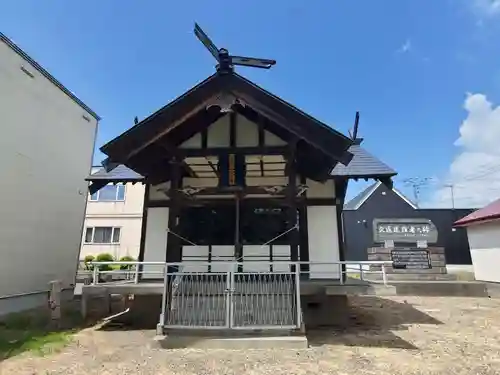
[2,296,500,375]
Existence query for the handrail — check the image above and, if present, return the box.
[84,260,392,287]
[88,260,392,266]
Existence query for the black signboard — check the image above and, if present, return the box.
[391,248,432,270]
[373,218,438,244]
[219,154,246,187]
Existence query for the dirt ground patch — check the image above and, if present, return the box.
[1,296,500,375]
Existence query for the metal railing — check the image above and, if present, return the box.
[159,265,301,330]
[166,271,229,329]
[82,260,392,286]
[82,260,392,331]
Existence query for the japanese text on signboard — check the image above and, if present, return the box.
[378,224,431,236]
[372,218,438,244]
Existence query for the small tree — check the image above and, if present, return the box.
[95,253,114,271]
[83,255,95,270]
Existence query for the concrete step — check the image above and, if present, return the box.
[153,334,307,349]
[486,283,500,298]
[326,284,397,296]
[391,281,489,297]
[368,273,459,281]
[326,281,490,297]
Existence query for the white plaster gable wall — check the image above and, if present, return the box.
[179,113,286,149]
[307,206,340,279]
[142,207,169,279]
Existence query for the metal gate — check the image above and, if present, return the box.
[162,265,301,330]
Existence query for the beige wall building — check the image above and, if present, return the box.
[80,168,145,261]
[0,32,98,316]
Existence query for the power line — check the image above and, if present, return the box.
[398,165,500,190]
[395,160,500,187]
[401,177,433,208]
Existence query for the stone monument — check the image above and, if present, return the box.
[367,218,450,280]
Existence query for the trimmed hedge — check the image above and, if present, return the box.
[119,255,135,270]
[95,253,114,271]
[83,255,95,270]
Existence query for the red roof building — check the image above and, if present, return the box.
[454,197,500,283]
[454,198,500,227]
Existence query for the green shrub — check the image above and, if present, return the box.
[83,255,95,270]
[95,253,114,271]
[119,255,135,270]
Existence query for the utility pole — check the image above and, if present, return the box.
[444,184,455,209]
[402,177,433,208]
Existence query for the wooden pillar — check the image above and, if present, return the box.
[286,143,299,270]
[166,158,182,268]
[298,174,310,275]
[334,179,348,282]
[235,192,243,272]
[137,183,150,282]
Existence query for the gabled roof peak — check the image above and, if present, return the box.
[344,180,416,210]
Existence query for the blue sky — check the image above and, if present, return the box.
[2,0,499,205]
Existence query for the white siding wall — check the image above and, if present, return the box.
[80,217,143,260]
[467,221,500,283]
[0,39,97,313]
[182,246,210,272]
[80,183,144,260]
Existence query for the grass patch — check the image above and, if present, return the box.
[0,305,85,360]
[0,329,73,358]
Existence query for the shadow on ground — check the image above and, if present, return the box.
[0,300,99,361]
[307,296,442,350]
[95,295,443,351]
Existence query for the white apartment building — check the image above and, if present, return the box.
[0,32,99,316]
[80,168,145,261]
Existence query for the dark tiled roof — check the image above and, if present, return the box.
[101,72,354,168]
[331,144,396,178]
[0,32,100,120]
[454,198,500,227]
[89,143,397,184]
[87,164,144,181]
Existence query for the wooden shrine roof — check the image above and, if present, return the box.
[90,71,396,192]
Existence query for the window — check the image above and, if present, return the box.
[180,206,235,245]
[90,184,125,201]
[178,205,297,246]
[84,227,121,244]
[241,206,292,245]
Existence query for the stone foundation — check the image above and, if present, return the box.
[368,246,448,277]
[301,295,349,328]
[115,295,162,328]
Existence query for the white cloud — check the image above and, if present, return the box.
[471,0,500,17]
[426,93,500,208]
[395,39,430,63]
[396,39,412,54]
